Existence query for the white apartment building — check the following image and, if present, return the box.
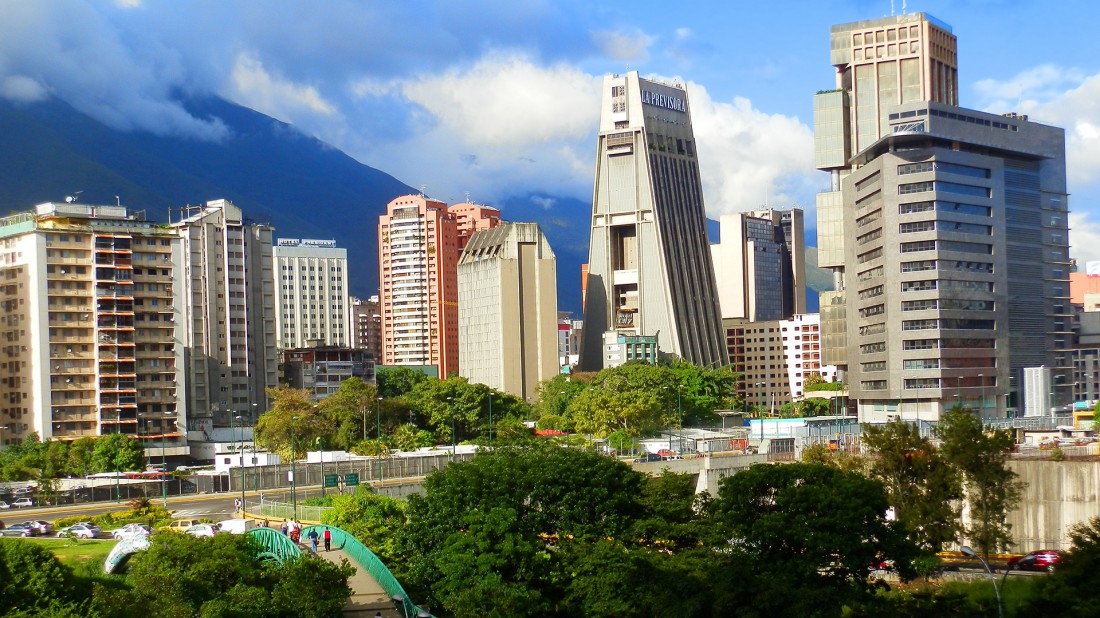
[274,239,351,349]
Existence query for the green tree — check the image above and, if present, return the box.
[376,365,430,398]
[89,433,144,474]
[863,420,963,552]
[321,486,407,565]
[255,386,333,459]
[0,538,95,616]
[403,376,523,443]
[1023,517,1100,617]
[936,405,1024,555]
[319,377,380,450]
[533,374,590,421]
[400,445,645,613]
[708,462,919,615]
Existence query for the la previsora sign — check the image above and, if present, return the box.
[641,90,686,112]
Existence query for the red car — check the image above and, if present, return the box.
[1007,550,1064,572]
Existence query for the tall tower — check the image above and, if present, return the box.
[378,194,459,378]
[816,14,1071,422]
[580,71,726,370]
[273,239,351,349]
[458,222,558,401]
[173,199,277,426]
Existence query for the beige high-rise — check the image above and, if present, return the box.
[458,223,558,402]
[0,202,187,458]
[172,199,277,426]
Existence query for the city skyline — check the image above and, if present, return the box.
[1,2,1098,267]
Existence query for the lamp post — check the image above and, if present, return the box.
[114,408,122,503]
[978,373,985,415]
[446,396,455,460]
[755,382,766,442]
[676,384,684,455]
[290,415,299,520]
[376,396,384,485]
[961,545,1003,618]
[316,436,325,499]
[235,415,245,514]
[956,375,962,406]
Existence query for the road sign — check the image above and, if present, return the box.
[323,474,339,488]
[344,473,359,487]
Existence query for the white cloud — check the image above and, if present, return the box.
[686,82,817,216]
[0,75,47,102]
[1071,211,1100,266]
[228,52,337,121]
[591,28,653,62]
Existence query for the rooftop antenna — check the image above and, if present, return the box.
[115,196,121,207]
[891,0,895,16]
[464,191,471,204]
[419,184,427,197]
[902,0,907,13]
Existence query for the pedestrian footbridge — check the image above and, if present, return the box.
[104,526,431,617]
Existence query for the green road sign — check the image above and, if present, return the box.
[344,473,359,487]
[323,474,339,488]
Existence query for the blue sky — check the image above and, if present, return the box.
[2,0,1099,260]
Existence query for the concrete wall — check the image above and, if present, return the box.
[1005,459,1100,550]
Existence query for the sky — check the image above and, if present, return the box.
[2,0,1100,261]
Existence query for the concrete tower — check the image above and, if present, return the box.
[580,71,726,370]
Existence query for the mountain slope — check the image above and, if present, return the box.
[0,96,413,297]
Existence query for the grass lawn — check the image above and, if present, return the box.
[25,537,117,568]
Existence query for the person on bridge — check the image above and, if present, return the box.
[307,528,319,554]
[323,527,331,551]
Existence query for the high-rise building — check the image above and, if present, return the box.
[580,71,726,370]
[280,346,376,400]
[449,202,501,251]
[350,295,382,361]
[458,223,558,401]
[172,199,277,426]
[274,239,351,349]
[378,194,460,377]
[815,13,1071,422]
[711,208,806,321]
[0,202,188,459]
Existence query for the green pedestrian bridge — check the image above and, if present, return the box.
[105,525,432,617]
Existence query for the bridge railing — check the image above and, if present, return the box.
[303,525,432,618]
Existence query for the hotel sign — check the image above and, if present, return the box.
[641,90,686,113]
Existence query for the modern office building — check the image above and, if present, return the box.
[724,314,839,412]
[280,346,376,400]
[378,194,460,378]
[711,208,806,321]
[458,222,558,401]
[350,295,382,361]
[580,71,727,370]
[0,202,188,459]
[274,238,351,349]
[172,199,277,426]
[815,13,1071,422]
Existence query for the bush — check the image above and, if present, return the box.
[54,505,174,530]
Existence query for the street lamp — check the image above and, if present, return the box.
[234,415,245,515]
[961,546,1002,618]
[290,415,299,520]
[755,382,766,442]
[376,396,384,485]
[676,384,684,455]
[979,373,985,415]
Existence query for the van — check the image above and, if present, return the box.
[217,518,256,535]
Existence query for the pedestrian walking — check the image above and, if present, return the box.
[280,521,288,536]
[307,528,319,554]
[323,527,332,551]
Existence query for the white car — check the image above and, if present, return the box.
[12,498,33,508]
[111,523,152,540]
[0,501,10,509]
[57,523,101,539]
[184,524,218,538]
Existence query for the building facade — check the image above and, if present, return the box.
[711,208,806,321]
[816,13,1071,422]
[458,223,558,401]
[378,195,460,377]
[0,202,188,458]
[280,346,376,400]
[581,71,727,370]
[350,295,382,361]
[274,239,351,349]
[449,202,501,251]
[724,314,839,412]
[172,199,277,426]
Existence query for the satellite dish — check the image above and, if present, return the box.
[65,196,74,203]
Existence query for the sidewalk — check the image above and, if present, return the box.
[317,544,400,617]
